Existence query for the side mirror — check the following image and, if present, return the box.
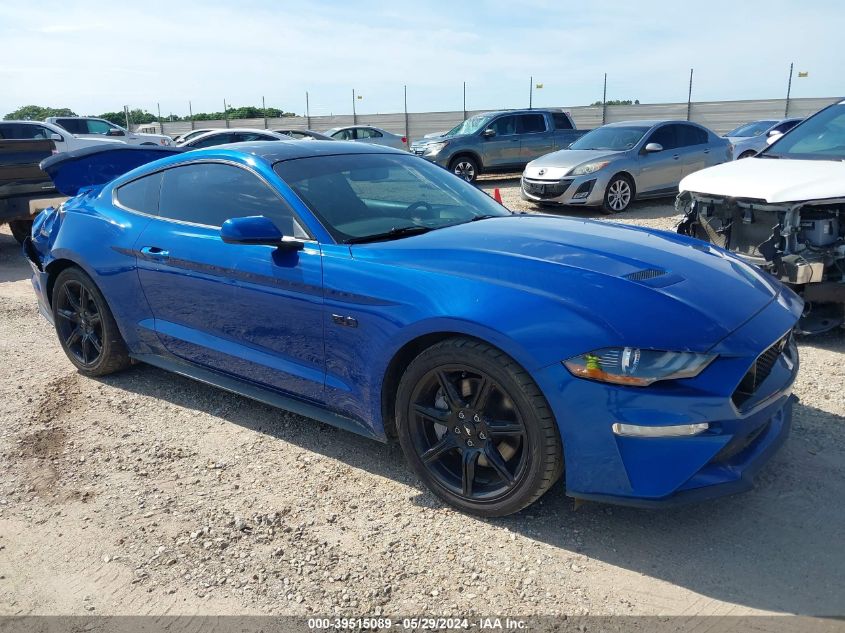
[107,129,126,137]
[766,132,783,145]
[644,142,663,153]
[220,215,304,251]
[482,128,496,138]
[50,133,63,142]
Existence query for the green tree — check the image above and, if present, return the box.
[3,105,77,120]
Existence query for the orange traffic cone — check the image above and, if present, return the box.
[493,188,503,204]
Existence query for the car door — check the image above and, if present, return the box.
[133,161,326,401]
[635,123,682,194]
[517,113,554,163]
[480,115,520,167]
[675,124,713,178]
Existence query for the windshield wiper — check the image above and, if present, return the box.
[344,225,433,244]
[470,214,504,221]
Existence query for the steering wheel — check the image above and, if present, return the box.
[406,201,437,222]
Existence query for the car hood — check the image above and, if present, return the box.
[353,215,781,351]
[40,144,185,196]
[679,156,845,203]
[524,149,622,179]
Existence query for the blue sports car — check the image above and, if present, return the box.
[24,141,802,516]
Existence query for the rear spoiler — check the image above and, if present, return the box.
[40,144,185,196]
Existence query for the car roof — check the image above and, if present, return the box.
[602,119,684,127]
[211,140,407,163]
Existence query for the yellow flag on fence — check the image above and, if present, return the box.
[798,71,809,77]
[535,83,544,89]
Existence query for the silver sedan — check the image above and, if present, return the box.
[324,125,407,150]
[521,120,731,213]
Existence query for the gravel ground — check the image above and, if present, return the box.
[1,184,844,618]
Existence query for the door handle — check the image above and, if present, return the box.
[140,246,170,260]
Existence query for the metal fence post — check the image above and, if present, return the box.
[785,62,794,117]
[157,103,162,134]
[404,85,409,144]
[306,91,311,129]
[463,81,467,121]
[262,95,267,129]
[529,76,533,109]
[224,99,230,128]
[189,100,194,130]
[686,68,694,121]
[601,73,607,125]
[352,89,357,125]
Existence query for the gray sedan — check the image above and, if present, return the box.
[324,125,407,150]
[521,120,731,213]
[724,118,803,159]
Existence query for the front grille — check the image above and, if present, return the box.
[732,333,792,407]
[711,421,770,463]
[624,268,666,282]
[523,178,572,199]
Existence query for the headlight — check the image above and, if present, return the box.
[569,160,610,176]
[425,141,448,154]
[563,347,716,386]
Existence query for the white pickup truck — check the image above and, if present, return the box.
[46,116,173,146]
[677,100,845,333]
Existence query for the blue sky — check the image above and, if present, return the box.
[1,0,841,118]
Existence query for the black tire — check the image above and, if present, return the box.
[395,337,563,517]
[738,150,757,159]
[51,267,131,376]
[602,174,634,214]
[9,219,33,245]
[449,155,480,183]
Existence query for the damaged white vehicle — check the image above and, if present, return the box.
[677,100,845,333]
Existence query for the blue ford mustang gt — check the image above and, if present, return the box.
[24,141,802,516]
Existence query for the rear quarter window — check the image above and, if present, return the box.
[552,113,573,130]
[115,172,163,215]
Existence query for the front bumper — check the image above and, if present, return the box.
[410,147,450,168]
[534,292,801,508]
[520,172,609,206]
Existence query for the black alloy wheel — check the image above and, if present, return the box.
[52,267,131,376]
[396,338,562,516]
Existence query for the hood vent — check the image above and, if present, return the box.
[624,268,666,282]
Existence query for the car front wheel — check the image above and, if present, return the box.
[8,219,33,245]
[396,337,563,517]
[51,267,131,376]
[602,174,634,213]
[449,156,479,183]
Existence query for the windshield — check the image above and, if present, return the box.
[569,126,649,151]
[725,120,778,137]
[444,114,493,137]
[274,153,510,242]
[763,104,845,160]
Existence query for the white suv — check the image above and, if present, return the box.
[46,117,173,146]
[0,120,124,153]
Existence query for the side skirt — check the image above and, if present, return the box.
[131,353,386,443]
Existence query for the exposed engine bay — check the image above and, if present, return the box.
[677,192,845,334]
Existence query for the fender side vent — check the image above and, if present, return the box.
[624,268,666,282]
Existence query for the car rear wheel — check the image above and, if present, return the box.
[449,156,479,183]
[8,219,33,245]
[738,150,757,159]
[51,267,131,376]
[395,337,563,517]
[602,174,634,214]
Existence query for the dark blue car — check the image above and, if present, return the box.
[24,141,802,516]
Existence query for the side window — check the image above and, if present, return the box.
[333,129,355,140]
[356,128,382,139]
[85,120,113,135]
[239,132,279,142]
[189,133,233,148]
[518,114,547,134]
[55,119,86,134]
[773,120,800,134]
[0,124,47,139]
[158,163,302,234]
[552,113,573,130]
[677,124,708,146]
[116,172,163,215]
[646,125,678,150]
[490,115,517,136]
